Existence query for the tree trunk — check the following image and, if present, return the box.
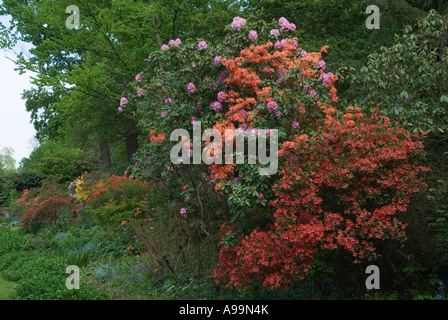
[99,140,112,171]
[126,132,139,164]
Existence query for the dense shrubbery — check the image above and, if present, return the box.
[341,10,448,137]
[15,183,79,232]
[0,9,447,301]
[116,15,432,293]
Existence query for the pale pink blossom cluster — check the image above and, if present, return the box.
[275,38,297,49]
[217,91,226,102]
[214,55,222,65]
[120,97,128,107]
[317,60,326,69]
[198,41,208,49]
[135,74,143,82]
[211,101,222,112]
[267,101,278,112]
[231,16,247,29]
[270,29,280,36]
[248,30,258,41]
[278,17,296,31]
[187,82,196,93]
[165,98,174,104]
[168,38,182,46]
[161,44,169,51]
[137,88,145,96]
[320,72,334,86]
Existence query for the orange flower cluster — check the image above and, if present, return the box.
[211,39,339,190]
[150,130,166,143]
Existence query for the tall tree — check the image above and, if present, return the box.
[0,0,246,170]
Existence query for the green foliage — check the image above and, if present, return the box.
[89,198,141,226]
[341,10,448,137]
[20,140,96,183]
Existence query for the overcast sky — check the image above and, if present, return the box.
[0,2,37,167]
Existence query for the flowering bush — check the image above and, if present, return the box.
[77,174,150,226]
[121,16,428,291]
[214,109,429,290]
[17,185,80,232]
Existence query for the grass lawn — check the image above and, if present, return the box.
[0,276,16,300]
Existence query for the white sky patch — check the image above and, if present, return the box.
[0,6,37,167]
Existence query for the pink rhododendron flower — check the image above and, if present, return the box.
[120,97,128,106]
[267,101,278,112]
[310,90,317,98]
[274,39,288,49]
[278,17,289,29]
[270,29,280,36]
[135,74,143,82]
[169,38,181,46]
[183,185,189,190]
[318,60,326,69]
[275,110,282,116]
[300,50,307,57]
[248,30,258,41]
[198,41,207,49]
[214,55,222,65]
[118,107,123,112]
[180,208,187,216]
[211,101,222,112]
[238,123,248,133]
[165,98,174,104]
[292,121,300,129]
[187,82,196,93]
[191,116,196,124]
[161,111,168,117]
[320,72,334,86]
[258,193,264,199]
[148,55,152,59]
[161,44,169,50]
[137,88,145,96]
[265,129,271,136]
[217,91,226,102]
[231,16,247,29]
[287,23,296,31]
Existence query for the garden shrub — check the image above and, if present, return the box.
[121,15,429,292]
[16,183,80,232]
[341,10,448,137]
